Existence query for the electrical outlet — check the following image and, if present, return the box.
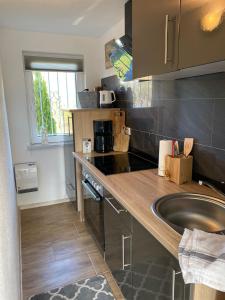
[125,127,131,135]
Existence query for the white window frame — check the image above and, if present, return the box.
[25,70,85,145]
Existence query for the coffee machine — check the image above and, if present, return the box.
[93,120,113,153]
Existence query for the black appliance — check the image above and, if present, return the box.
[86,152,157,176]
[82,169,105,254]
[93,120,113,153]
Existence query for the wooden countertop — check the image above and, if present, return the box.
[73,151,224,259]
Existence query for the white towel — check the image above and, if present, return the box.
[178,228,225,292]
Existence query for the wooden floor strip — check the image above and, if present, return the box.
[21,202,124,300]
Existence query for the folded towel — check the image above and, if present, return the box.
[178,228,225,292]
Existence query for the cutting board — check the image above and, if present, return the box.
[113,111,130,152]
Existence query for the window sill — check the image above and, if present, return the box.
[27,141,73,151]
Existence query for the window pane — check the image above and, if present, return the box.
[66,73,77,108]
[58,72,68,108]
[32,70,77,138]
[32,71,56,136]
[42,72,54,134]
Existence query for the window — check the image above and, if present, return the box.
[24,54,84,144]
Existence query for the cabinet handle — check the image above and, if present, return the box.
[122,234,132,270]
[105,197,126,214]
[172,269,182,300]
[164,14,169,65]
[164,14,176,65]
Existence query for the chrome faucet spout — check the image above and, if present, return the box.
[198,180,225,199]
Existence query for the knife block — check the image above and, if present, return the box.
[165,155,193,185]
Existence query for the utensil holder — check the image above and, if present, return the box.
[165,155,193,185]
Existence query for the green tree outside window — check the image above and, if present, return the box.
[33,71,56,135]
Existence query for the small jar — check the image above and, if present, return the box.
[82,138,92,154]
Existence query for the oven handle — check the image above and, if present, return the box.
[82,180,101,202]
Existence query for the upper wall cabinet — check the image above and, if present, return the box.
[179,0,225,69]
[133,0,180,78]
[133,0,225,78]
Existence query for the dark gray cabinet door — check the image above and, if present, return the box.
[179,0,225,69]
[104,196,134,299]
[132,218,189,300]
[132,0,180,78]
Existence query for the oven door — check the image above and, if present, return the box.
[82,179,105,254]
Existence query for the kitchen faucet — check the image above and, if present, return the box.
[199,180,225,199]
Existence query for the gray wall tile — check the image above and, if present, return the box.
[157,99,213,144]
[212,99,225,149]
[193,144,225,182]
[129,129,145,151]
[143,132,159,159]
[126,107,159,133]
[101,74,225,182]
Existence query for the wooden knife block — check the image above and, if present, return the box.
[165,155,193,185]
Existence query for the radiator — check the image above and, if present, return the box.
[14,162,38,193]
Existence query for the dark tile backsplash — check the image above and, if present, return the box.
[212,100,225,149]
[101,74,225,183]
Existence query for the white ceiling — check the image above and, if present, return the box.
[0,0,126,37]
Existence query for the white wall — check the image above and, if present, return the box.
[0,28,101,207]
[0,19,123,208]
[0,60,21,299]
[98,19,124,79]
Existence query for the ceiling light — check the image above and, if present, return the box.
[201,10,224,32]
[72,16,84,26]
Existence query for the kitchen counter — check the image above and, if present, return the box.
[73,151,223,258]
[73,150,225,300]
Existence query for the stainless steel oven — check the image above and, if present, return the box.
[82,169,105,255]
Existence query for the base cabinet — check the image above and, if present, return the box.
[104,195,134,299]
[104,194,190,300]
[132,218,190,300]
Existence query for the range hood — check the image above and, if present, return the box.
[109,0,132,81]
[116,0,132,56]
[116,35,132,57]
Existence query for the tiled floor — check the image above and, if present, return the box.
[21,202,124,300]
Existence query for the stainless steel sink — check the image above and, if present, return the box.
[152,193,225,234]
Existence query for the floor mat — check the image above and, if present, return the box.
[28,274,116,300]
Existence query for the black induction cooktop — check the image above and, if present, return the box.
[86,152,157,175]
